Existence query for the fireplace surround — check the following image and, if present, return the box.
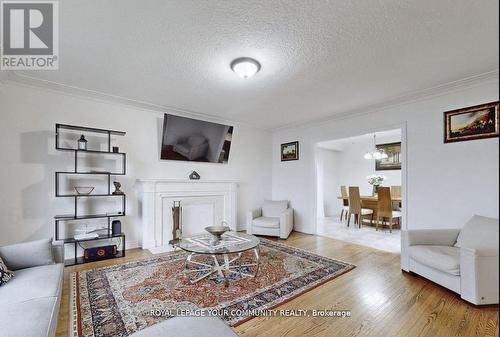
[138,179,238,251]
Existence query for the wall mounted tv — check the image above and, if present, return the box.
[160,114,234,163]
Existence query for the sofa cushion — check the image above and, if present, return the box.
[0,296,59,337]
[130,317,239,337]
[0,257,14,287]
[455,215,499,249]
[262,200,288,218]
[0,263,63,304]
[0,238,54,271]
[409,245,460,275]
[253,216,280,229]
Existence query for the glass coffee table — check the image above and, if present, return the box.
[178,232,260,287]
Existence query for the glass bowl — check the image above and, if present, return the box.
[74,186,95,195]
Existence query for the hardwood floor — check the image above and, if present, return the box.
[56,232,499,337]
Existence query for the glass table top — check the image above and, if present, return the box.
[178,231,260,254]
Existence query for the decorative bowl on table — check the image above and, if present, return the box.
[205,225,231,245]
[74,186,95,195]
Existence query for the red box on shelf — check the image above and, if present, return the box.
[84,245,117,262]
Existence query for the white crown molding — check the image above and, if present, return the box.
[3,71,268,131]
[273,69,499,132]
[4,69,498,132]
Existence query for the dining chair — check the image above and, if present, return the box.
[376,187,402,233]
[348,186,374,228]
[390,185,401,199]
[390,185,402,210]
[339,185,349,222]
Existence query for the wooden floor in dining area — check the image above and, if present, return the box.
[56,232,499,337]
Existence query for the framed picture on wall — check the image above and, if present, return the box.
[444,101,499,143]
[375,142,401,171]
[281,141,299,161]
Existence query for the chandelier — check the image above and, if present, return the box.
[364,134,388,160]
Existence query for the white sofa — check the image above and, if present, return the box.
[130,317,238,337]
[0,239,64,337]
[246,200,293,239]
[401,215,499,305]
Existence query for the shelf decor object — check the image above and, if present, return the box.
[78,135,88,150]
[112,181,125,195]
[54,123,127,266]
[112,220,122,235]
[74,186,94,195]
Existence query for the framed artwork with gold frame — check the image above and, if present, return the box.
[375,142,401,171]
[444,101,499,143]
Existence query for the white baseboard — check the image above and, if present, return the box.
[140,240,157,250]
[125,240,139,250]
[148,245,177,254]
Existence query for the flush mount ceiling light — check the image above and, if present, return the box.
[230,57,261,79]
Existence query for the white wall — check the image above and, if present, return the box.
[1,78,498,250]
[316,131,402,217]
[315,148,341,218]
[0,82,272,247]
[273,80,499,233]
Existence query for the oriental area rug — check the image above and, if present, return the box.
[70,238,354,337]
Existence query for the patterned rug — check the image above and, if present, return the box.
[70,238,354,337]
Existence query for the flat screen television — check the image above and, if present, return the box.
[160,114,233,163]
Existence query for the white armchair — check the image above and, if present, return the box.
[401,215,499,305]
[246,200,294,239]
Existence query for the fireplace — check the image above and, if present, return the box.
[138,179,238,251]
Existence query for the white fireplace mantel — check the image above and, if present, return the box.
[138,179,238,250]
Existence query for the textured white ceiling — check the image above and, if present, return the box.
[16,0,499,129]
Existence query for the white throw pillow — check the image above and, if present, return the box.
[455,215,499,249]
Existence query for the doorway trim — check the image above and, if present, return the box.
[312,121,409,234]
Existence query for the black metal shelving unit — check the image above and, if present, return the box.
[54,123,127,266]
